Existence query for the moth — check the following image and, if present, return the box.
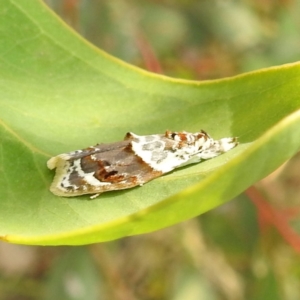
[47,130,238,198]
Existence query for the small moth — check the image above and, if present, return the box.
[47,130,238,198]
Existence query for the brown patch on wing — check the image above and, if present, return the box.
[94,165,126,183]
[66,140,164,194]
[94,142,163,189]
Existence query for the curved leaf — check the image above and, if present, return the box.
[0,0,300,245]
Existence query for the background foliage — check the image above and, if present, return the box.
[1,0,300,299]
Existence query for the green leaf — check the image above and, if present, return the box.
[0,0,300,245]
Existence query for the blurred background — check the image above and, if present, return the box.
[1,0,300,299]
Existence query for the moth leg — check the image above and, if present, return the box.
[90,193,101,199]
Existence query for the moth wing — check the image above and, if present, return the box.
[47,139,163,197]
